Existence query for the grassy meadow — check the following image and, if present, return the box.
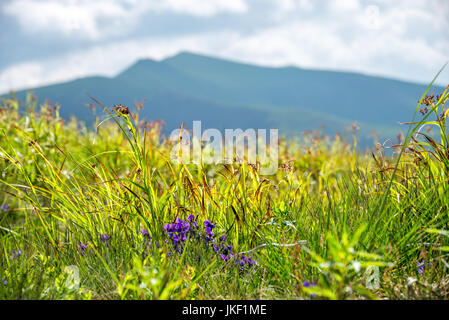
[1,84,449,300]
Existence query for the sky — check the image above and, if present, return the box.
[0,0,448,94]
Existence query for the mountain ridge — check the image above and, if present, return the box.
[2,51,445,148]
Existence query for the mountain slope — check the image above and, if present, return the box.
[162,52,436,126]
[3,51,444,148]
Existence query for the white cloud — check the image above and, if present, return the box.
[0,0,448,93]
[0,32,240,93]
[0,62,44,93]
[297,0,314,11]
[3,0,248,40]
[153,0,248,16]
[3,0,142,39]
[328,0,361,13]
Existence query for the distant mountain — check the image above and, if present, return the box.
[2,51,445,148]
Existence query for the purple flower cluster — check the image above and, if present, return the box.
[213,233,256,272]
[163,214,257,273]
[213,234,234,262]
[164,214,198,254]
[204,220,216,242]
[1,279,7,285]
[238,254,256,271]
[417,260,432,274]
[0,205,9,212]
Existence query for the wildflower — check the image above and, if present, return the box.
[163,215,256,276]
[100,234,111,248]
[239,255,248,268]
[417,260,432,274]
[220,252,234,263]
[303,281,317,287]
[1,279,7,285]
[113,104,129,115]
[204,220,216,230]
[164,217,194,254]
[303,281,317,298]
[78,242,88,256]
[205,227,214,237]
[247,257,255,268]
[141,229,150,237]
[187,215,198,229]
[0,205,9,212]
[204,220,216,241]
[100,234,111,242]
[11,249,22,258]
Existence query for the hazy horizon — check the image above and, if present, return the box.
[2,50,447,95]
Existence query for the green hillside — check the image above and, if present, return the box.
[2,51,444,148]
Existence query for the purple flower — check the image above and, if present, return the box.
[303,281,317,287]
[0,205,9,212]
[204,220,216,230]
[78,242,88,256]
[164,217,195,254]
[239,255,248,268]
[1,279,7,285]
[163,215,256,276]
[11,249,22,258]
[303,280,317,298]
[417,260,432,274]
[100,234,111,248]
[164,224,173,233]
[205,227,214,236]
[220,252,235,263]
[100,234,110,242]
[141,229,152,244]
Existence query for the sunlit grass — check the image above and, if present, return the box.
[1,83,449,300]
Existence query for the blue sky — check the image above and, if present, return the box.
[0,0,448,93]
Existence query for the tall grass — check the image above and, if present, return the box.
[1,83,449,300]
